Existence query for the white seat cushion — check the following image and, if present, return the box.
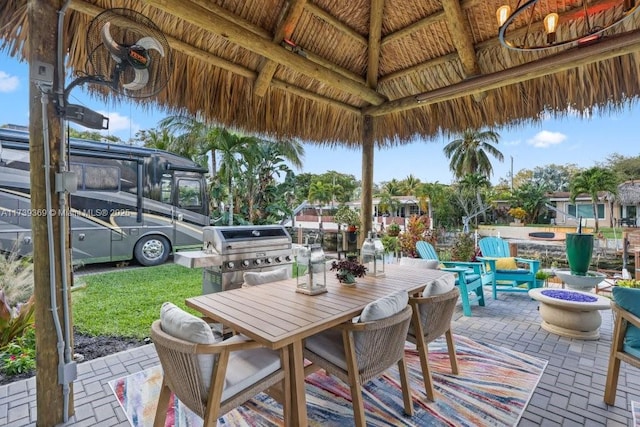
[359,290,408,322]
[305,328,348,370]
[422,273,456,297]
[242,267,289,287]
[222,335,282,401]
[160,302,218,388]
[399,257,440,269]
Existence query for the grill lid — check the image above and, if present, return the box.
[203,225,291,254]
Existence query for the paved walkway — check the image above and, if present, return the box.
[1,286,639,426]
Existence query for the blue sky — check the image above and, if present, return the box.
[2,53,639,186]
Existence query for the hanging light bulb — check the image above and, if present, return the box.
[496,5,511,27]
[543,12,560,44]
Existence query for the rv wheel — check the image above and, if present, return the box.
[134,235,170,266]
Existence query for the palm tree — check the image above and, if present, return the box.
[214,129,255,225]
[243,138,304,223]
[135,128,175,151]
[570,167,619,233]
[381,179,403,196]
[158,115,218,174]
[443,129,504,179]
[400,174,421,196]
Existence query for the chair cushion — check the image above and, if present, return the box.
[243,267,289,287]
[222,334,282,401]
[399,257,440,269]
[495,257,518,270]
[613,287,640,348]
[496,268,530,275]
[359,290,409,322]
[460,273,481,284]
[304,328,347,370]
[422,273,456,296]
[160,302,218,388]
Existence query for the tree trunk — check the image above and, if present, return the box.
[592,202,599,233]
[30,0,74,424]
[360,116,374,247]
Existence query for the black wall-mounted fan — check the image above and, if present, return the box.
[62,8,173,129]
[85,8,172,98]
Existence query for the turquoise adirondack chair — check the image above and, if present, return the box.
[415,241,485,316]
[477,237,540,300]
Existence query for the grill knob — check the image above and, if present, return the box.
[227,261,235,269]
[265,257,273,264]
[254,259,262,266]
[242,260,250,267]
[285,255,292,262]
[275,256,282,263]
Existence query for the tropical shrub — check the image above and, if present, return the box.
[450,232,477,262]
[0,324,35,375]
[508,207,527,221]
[0,246,35,351]
[397,215,434,258]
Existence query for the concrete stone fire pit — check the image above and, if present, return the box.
[528,288,611,340]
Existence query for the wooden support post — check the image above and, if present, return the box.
[29,0,74,425]
[359,116,374,248]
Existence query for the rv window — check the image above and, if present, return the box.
[160,176,172,204]
[83,165,119,191]
[70,163,119,191]
[177,179,201,207]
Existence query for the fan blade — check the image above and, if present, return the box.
[122,68,149,91]
[101,22,127,61]
[135,36,165,57]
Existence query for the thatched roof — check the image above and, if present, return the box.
[2,0,640,147]
[617,180,640,205]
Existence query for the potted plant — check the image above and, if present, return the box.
[535,270,552,287]
[386,222,401,237]
[334,206,360,232]
[330,259,367,285]
[616,279,640,288]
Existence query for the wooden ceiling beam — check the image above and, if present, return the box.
[367,0,385,88]
[145,0,385,104]
[254,0,308,97]
[305,2,368,46]
[68,0,358,114]
[364,30,640,116]
[441,0,479,78]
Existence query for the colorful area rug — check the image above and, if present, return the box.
[110,335,546,427]
[632,401,640,426]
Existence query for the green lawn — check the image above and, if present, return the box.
[72,264,202,339]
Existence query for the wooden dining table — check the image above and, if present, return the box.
[185,264,453,426]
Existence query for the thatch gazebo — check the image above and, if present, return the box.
[617,180,640,206]
[3,0,640,425]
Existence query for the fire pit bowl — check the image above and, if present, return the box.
[528,288,610,340]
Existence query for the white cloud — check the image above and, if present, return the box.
[0,71,19,92]
[526,130,567,148]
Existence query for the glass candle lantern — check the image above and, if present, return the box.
[362,232,385,277]
[371,233,385,277]
[296,243,327,295]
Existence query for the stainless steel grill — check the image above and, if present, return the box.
[199,225,293,293]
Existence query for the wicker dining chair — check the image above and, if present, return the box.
[407,287,460,401]
[304,303,414,427]
[150,320,290,426]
